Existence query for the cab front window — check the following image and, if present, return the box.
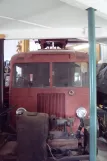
[52,62,89,87]
[13,63,50,88]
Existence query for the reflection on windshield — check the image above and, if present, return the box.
[13,63,50,88]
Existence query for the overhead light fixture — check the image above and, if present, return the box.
[73,44,89,50]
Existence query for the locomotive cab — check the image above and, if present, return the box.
[10,43,89,130]
[9,40,90,160]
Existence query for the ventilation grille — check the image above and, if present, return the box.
[37,93,65,117]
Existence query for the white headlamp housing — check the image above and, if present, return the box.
[76,107,87,118]
[16,107,27,115]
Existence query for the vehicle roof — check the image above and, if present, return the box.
[11,49,88,60]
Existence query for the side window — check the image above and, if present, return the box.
[13,63,50,88]
[74,63,81,86]
[81,63,89,87]
[5,75,10,87]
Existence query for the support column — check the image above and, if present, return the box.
[0,35,5,108]
[21,40,29,52]
[87,8,97,161]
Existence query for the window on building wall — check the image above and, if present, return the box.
[13,63,50,88]
[52,62,89,87]
[29,40,41,51]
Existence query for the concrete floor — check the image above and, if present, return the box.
[97,138,107,161]
[0,138,106,161]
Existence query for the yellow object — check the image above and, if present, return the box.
[96,44,100,63]
[16,41,22,53]
[16,40,29,53]
[21,40,29,52]
[0,34,5,39]
[99,104,103,108]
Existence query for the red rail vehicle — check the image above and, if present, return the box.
[9,39,91,161]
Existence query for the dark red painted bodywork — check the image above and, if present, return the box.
[9,50,89,131]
